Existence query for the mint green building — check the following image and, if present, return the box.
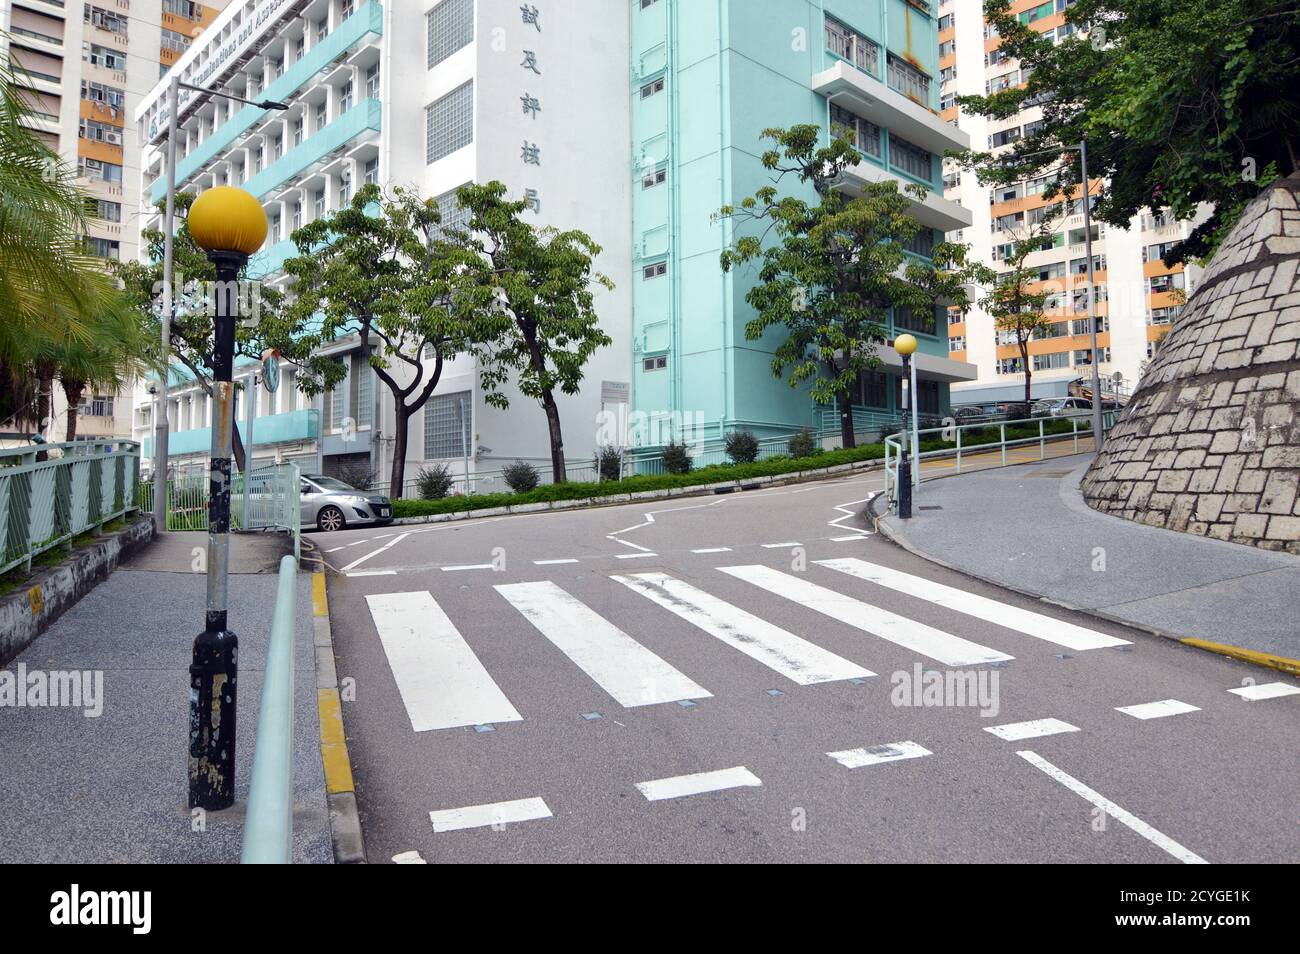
[629,0,975,440]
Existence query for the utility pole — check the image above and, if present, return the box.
[152,76,178,535]
[1079,140,1106,451]
[895,334,918,519]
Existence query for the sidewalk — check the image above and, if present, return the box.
[0,532,331,863]
[875,454,1300,667]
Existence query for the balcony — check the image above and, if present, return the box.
[150,1,385,204]
[142,408,320,458]
[835,158,972,232]
[813,60,968,156]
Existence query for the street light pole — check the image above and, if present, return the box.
[1078,139,1106,451]
[895,334,918,519]
[186,187,268,811]
[152,75,179,535]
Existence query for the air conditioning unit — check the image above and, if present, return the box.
[105,131,122,145]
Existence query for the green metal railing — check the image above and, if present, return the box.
[0,441,141,576]
[240,554,298,864]
[882,411,1118,511]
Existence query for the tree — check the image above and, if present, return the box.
[283,184,471,498]
[56,303,150,441]
[957,0,1300,263]
[0,52,133,426]
[116,192,342,473]
[719,125,985,449]
[443,182,613,484]
[981,202,1069,408]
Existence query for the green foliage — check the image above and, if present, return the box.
[956,0,1300,263]
[661,439,694,474]
[718,125,988,448]
[440,182,613,483]
[415,464,454,500]
[502,459,541,493]
[595,444,622,481]
[787,427,820,459]
[724,429,760,464]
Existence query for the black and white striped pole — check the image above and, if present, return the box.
[186,186,267,811]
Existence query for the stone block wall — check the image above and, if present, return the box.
[1081,174,1300,553]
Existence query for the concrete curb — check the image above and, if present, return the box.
[305,552,366,864]
[867,488,1300,679]
[389,458,887,526]
[0,515,154,667]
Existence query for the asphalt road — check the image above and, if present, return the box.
[319,472,1299,864]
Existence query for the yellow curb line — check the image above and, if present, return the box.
[313,570,356,796]
[318,687,355,795]
[1179,638,1300,678]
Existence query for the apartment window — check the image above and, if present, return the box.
[1149,306,1182,325]
[79,118,121,144]
[825,16,880,75]
[270,213,281,241]
[340,79,354,113]
[1033,351,1071,371]
[273,135,283,159]
[939,40,955,57]
[889,135,932,181]
[295,36,305,59]
[1019,1,1055,24]
[315,102,328,132]
[1143,242,1176,265]
[84,197,121,221]
[314,190,326,218]
[997,357,1024,374]
[77,158,123,183]
[640,0,660,7]
[423,391,470,459]
[353,352,372,427]
[161,29,191,53]
[364,157,379,185]
[948,336,966,352]
[86,6,129,35]
[947,310,963,326]
[426,81,474,163]
[854,369,888,408]
[291,202,302,232]
[639,76,665,99]
[642,355,667,372]
[339,171,352,206]
[886,53,931,102]
[939,93,957,111]
[317,20,328,42]
[986,47,1011,67]
[366,63,381,99]
[272,57,284,78]
[427,0,474,69]
[327,361,346,431]
[341,0,355,19]
[83,43,126,70]
[893,305,936,335]
[642,167,667,189]
[293,118,304,146]
[940,65,956,84]
[1073,348,1109,366]
[1149,272,1185,294]
[938,13,955,31]
[830,103,882,158]
[162,0,203,18]
[1070,254,1106,275]
[81,81,126,113]
[79,394,115,418]
[84,237,120,260]
[252,145,264,172]
[990,126,1022,148]
[642,261,667,280]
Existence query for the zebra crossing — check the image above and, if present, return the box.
[363,557,1132,733]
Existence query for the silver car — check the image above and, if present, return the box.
[299,474,393,532]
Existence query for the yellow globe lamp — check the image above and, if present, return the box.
[894,333,918,358]
[188,186,268,256]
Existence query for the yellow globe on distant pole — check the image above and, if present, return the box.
[894,333,918,357]
[188,186,267,256]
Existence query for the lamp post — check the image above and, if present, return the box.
[895,333,918,519]
[186,186,268,811]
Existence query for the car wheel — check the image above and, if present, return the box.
[317,506,346,532]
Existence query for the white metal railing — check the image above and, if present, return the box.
[882,411,1118,511]
[0,440,141,576]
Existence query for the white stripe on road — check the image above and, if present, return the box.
[441,563,494,572]
[827,741,932,768]
[534,559,579,565]
[612,572,874,685]
[1017,750,1208,864]
[984,718,1079,741]
[429,797,552,833]
[691,547,733,554]
[615,552,657,560]
[1228,682,1300,701]
[817,558,1130,651]
[495,581,711,707]
[719,565,1012,667]
[365,591,523,732]
[761,542,802,548]
[1115,699,1200,720]
[346,569,397,578]
[635,766,761,801]
[830,535,868,542]
[341,531,411,572]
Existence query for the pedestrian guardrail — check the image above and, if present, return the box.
[138,462,301,561]
[882,412,1118,512]
[0,440,141,576]
[240,554,298,864]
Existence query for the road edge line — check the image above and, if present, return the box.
[867,494,1300,680]
[312,568,367,864]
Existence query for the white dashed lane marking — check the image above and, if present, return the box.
[983,718,1079,741]
[635,766,761,801]
[430,797,552,833]
[1115,699,1200,720]
[827,741,932,768]
[1227,682,1300,701]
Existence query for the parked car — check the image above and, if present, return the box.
[300,474,393,532]
[1033,397,1093,418]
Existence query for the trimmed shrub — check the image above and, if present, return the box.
[415,463,454,500]
[724,429,760,464]
[596,444,622,481]
[661,439,693,474]
[502,459,541,493]
[787,427,819,459]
